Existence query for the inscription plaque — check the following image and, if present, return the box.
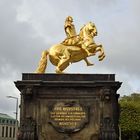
[49,102,89,133]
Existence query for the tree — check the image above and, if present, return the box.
[119,93,140,140]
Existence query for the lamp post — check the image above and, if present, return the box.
[7,96,18,140]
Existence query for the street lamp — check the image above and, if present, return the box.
[7,96,18,140]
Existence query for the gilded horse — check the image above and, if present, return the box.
[35,22,105,73]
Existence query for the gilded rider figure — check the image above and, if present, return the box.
[63,16,93,66]
[64,16,76,38]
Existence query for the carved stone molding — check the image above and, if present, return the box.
[99,117,118,140]
[18,117,38,140]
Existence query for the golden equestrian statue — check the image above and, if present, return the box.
[35,16,105,73]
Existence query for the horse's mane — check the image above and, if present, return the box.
[79,24,86,38]
[79,22,96,39]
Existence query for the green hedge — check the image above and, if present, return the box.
[119,93,140,140]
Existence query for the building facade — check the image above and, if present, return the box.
[0,113,16,140]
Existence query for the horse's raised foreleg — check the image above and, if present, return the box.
[96,45,105,61]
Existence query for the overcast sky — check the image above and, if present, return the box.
[0,0,140,118]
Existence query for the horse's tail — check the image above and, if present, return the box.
[35,50,49,73]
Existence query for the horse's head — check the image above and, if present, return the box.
[86,22,98,37]
[79,22,98,39]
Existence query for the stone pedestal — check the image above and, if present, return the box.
[15,74,121,140]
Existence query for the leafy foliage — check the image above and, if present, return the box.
[119,93,140,139]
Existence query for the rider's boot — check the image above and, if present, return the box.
[85,49,93,56]
[81,45,93,56]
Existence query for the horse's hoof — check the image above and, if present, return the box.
[87,63,94,66]
[55,68,63,74]
[99,55,105,61]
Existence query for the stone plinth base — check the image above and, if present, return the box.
[15,74,121,140]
